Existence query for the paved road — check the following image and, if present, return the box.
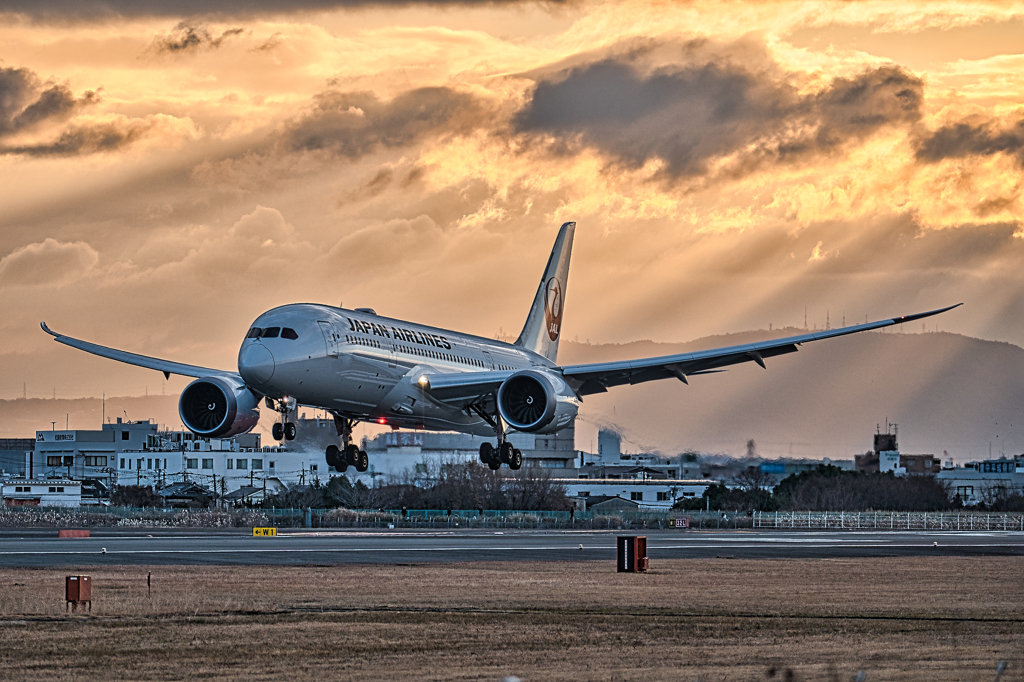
[1,529,1022,566]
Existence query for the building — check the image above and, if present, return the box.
[29,417,320,501]
[854,426,940,476]
[558,477,713,510]
[937,456,1024,506]
[0,438,34,476]
[359,423,581,483]
[2,479,82,507]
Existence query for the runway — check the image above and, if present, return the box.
[1,528,1023,566]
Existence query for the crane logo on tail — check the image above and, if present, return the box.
[544,277,562,341]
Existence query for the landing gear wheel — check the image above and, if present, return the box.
[355,450,369,473]
[344,443,359,465]
[325,444,340,468]
[479,442,494,464]
[488,460,502,471]
[272,422,284,441]
[509,448,523,470]
[284,422,297,440]
[499,441,514,464]
[336,459,349,473]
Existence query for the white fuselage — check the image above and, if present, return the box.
[237,304,554,435]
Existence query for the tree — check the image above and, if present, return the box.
[112,485,164,507]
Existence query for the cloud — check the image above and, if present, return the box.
[227,204,294,244]
[148,23,246,54]
[325,215,444,273]
[916,118,1024,166]
[0,0,565,20]
[0,238,99,285]
[0,65,167,157]
[514,45,923,181]
[0,67,94,136]
[282,86,487,159]
[0,119,153,156]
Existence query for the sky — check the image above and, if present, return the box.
[1,0,1023,420]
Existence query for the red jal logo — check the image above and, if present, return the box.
[544,277,562,341]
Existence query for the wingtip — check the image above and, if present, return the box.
[40,321,56,336]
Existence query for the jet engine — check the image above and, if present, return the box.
[179,376,260,438]
[496,369,578,434]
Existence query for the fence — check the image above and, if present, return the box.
[752,510,1024,531]
[2,505,1023,531]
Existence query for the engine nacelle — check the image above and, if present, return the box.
[179,376,260,438]
[497,369,579,434]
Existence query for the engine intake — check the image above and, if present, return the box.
[179,376,260,438]
[497,369,578,433]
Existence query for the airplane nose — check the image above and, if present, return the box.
[239,343,275,384]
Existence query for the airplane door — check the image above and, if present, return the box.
[318,321,339,357]
[482,350,495,370]
[387,340,397,368]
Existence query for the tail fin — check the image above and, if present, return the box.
[515,221,575,362]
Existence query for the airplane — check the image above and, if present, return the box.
[41,221,960,474]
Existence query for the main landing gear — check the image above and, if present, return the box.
[470,405,522,470]
[267,398,297,441]
[479,441,522,470]
[325,416,369,473]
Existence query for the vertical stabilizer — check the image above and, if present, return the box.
[515,221,575,362]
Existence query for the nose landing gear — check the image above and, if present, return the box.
[267,398,297,441]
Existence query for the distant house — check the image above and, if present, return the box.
[582,495,640,513]
[2,479,82,507]
[222,486,265,505]
[157,481,212,507]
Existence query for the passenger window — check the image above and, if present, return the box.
[262,327,281,338]
[247,327,262,339]
[282,328,299,340]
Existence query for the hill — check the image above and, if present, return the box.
[2,330,1021,462]
[560,330,1024,460]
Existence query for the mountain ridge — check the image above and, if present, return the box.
[1,330,1020,463]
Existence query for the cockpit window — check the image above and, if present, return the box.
[281,327,299,340]
[246,327,262,339]
[261,327,281,338]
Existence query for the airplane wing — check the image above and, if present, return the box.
[41,322,240,381]
[560,303,962,396]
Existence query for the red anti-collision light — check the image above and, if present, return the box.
[377,417,386,424]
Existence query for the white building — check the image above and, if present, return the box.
[936,456,1024,506]
[356,426,581,484]
[2,479,82,507]
[558,478,713,510]
[32,417,325,498]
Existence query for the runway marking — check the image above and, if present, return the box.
[3,542,1022,556]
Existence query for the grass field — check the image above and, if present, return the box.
[0,557,1020,680]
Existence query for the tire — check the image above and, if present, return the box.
[284,422,297,440]
[499,441,514,464]
[509,448,523,470]
[336,460,349,473]
[344,443,359,465]
[356,450,369,472]
[488,460,502,470]
[325,444,340,468]
[479,442,494,464]
[272,422,283,441]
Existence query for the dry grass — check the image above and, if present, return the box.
[0,557,1021,680]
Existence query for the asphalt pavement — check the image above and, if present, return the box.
[1,528,1022,566]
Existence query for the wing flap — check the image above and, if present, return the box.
[41,322,239,380]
